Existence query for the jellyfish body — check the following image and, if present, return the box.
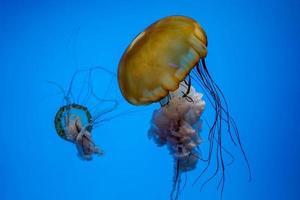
[54,103,103,160]
[52,67,118,161]
[118,15,250,199]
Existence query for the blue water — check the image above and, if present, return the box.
[1,0,299,200]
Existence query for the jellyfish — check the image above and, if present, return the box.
[118,16,251,199]
[52,67,118,161]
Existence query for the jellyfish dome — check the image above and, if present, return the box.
[118,16,207,105]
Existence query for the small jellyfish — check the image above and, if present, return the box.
[52,67,118,161]
[54,103,103,160]
[118,16,250,199]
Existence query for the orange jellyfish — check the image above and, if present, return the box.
[118,16,250,199]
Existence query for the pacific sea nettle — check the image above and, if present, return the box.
[118,15,250,200]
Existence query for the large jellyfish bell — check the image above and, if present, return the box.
[118,16,207,105]
[118,16,250,199]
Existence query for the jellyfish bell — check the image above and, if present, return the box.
[52,67,118,161]
[118,15,207,105]
[118,15,250,199]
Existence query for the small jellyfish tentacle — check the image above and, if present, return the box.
[77,67,120,126]
[48,69,91,107]
[82,66,116,105]
[61,66,116,106]
[91,102,122,129]
[81,132,103,156]
[66,70,81,103]
[90,66,117,99]
[91,99,119,121]
[89,98,118,113]
[80,66,121,128]
[75,125,104,160]
[47,80,72,106]
[88,94,119,127]
[82,121,104,156]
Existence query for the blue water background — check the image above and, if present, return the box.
[1,0,299,200]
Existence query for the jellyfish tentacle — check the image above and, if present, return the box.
[201,60,236,144]
[200,59,251,181]
[182,75,191,97]
[228,117,252,181]
[47,80,72,106]
[202,117,236,166]
[64,66,117,105]
[170,159,182,200]
[91,99,119,120]
[180,168,188,194]
[75,126,104,159]
[192,61,226,193]
[65,66,121,129]
[191,59,251,195]
[180,76,194,103]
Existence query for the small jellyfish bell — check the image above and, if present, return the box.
[118,16,251,199]
[52,67,118,161]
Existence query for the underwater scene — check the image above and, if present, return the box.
[1,0,299,200]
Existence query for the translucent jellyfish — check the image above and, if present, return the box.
[52,67,118,161]
[118,16,250,199]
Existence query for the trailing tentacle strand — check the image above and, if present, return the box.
[191,59,251,196]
